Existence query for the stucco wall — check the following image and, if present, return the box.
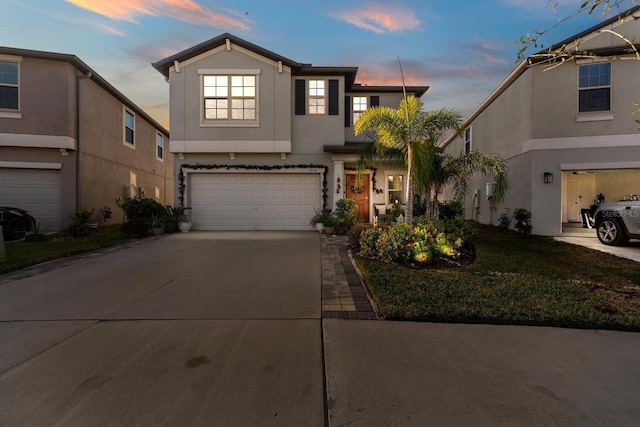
[169,45,292,149]
[79,77,173,224]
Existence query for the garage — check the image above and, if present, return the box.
[190,173,321,230]
[0,168,62,232]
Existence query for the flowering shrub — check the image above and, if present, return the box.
[357,220,473,266]
[513,208,532,235]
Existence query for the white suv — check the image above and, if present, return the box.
[594,201,640,246]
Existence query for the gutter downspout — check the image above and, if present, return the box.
[75,71,91,210]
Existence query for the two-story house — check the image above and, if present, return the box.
[442,5,640,236]
[0,47,173,232]
[153,33,427,230]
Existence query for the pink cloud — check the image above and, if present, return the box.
[331,4,422,34]
[65,0,250,31]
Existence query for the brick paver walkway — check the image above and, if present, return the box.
[320,235,377,320]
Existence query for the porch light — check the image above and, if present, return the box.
[544,172,553,184]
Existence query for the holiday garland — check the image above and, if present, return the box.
[178,163,329,209]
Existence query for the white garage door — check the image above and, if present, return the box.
[191,173,321,230]
[0,168,62,231]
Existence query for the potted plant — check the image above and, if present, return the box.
[150,213,167,235]
[310,208,335,233]
[166,206,191,233]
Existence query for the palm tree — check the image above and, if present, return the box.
[418,145,510,219]
[353,96,463,225]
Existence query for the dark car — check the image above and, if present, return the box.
[0,207,37,241]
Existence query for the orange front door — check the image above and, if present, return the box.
[345,174,370,223]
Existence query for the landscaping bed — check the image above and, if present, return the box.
[356,224,640,331]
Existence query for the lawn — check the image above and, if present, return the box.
[357,224,640,331]
[0,225,134,275]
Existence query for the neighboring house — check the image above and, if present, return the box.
[0,47,173,231]
[441,6,640,236]
[152,33,427,230]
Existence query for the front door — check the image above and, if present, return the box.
[346,174,370,223]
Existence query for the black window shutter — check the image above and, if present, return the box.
[295,79,306,115]
[344,96,351,127]
[328,79,339,115]
[370,96,379,107]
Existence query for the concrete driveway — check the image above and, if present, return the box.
[2,232,640,426]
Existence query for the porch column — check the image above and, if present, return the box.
[332,160,344,210]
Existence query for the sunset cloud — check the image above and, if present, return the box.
[65,0,250,31]
[331,4,422,34]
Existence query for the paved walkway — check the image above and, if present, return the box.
[320,235,377,320]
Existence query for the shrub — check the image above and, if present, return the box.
[120,198,166,222]
[66,208,94,238]
[412,195,427,218]
[438,200,465,220]
[348,222,372,249]
[360,227,384,258]
[121,218,150,237]
[514,208,532,235]
[334,198,360,234]
[377,223,413,264]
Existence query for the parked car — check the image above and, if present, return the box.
[594,201,640,246]
[0,207,37,241]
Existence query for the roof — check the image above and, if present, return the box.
[440,4,640,148]
[152,33,428,96]
[0,46,169,136]
[324,142,368,154]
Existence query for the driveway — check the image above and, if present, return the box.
[2,232,640,426]
[554,234,640,263]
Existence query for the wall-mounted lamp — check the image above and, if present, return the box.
[544,172,553,184]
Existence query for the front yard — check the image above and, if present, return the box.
[357,224,640,331]
[0,225,133,275]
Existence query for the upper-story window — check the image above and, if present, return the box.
[124,109,135,147]
[309,80,325,114]
[353,96,367,124]
[203,75,256,120]
[578,62,611,112]
[0,61,19,110]
[464,127,472,154]
[156,132,164,160]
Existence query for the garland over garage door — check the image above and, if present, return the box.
[0,168,61,231]
[191,173,321,230]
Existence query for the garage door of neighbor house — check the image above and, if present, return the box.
[191,173,321,230]
[0,168,62,231]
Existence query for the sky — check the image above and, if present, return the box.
[1,0,637,130]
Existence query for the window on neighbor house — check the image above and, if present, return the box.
[464,127,471,154]
[578,62,611,112]
[308,80,325,114]
[353,96,367,124]
[124,110,135,147]
[0,61,19,110]
[387,175,404,205]
[203,75,256,120]
[156,132,164,160]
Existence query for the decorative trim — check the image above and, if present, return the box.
[0,161,62,170]
[179,163,329,209]
[0,133,75,149]
[0,111,21,119]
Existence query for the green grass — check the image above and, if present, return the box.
[357,224,640,331]
[0,225,134,275]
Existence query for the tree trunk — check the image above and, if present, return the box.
[405,146,413,226]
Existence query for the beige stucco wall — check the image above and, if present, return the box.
[79,77,173,224]
[169,45,292,150]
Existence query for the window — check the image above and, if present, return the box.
[309,80,325,114]
[156,133,164,160]
[387,175,404,204]
[0,61,19,110]
[464,127,471,154]
[579,63,611,112]
[353,96,367,124]
[203,75,256,121]
[124,110,135,146]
